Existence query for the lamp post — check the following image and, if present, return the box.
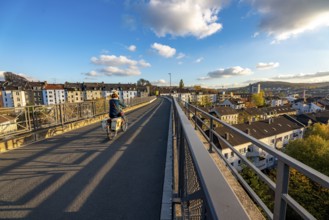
[168,72,171,96]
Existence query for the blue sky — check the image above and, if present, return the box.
[1,0,329,88]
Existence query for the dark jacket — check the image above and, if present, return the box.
[109,98,126,118]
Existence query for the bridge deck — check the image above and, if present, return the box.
[0,98,170,219]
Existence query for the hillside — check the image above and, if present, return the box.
[228,81,329,92]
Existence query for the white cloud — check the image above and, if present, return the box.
[152,79,167,85]
[151,43,176,58]
[272,71,329,80]
[128,45,137,52]
[244,0,329,42]
[138,59,151,67]
[0,71,4,80]
[137,0,223,39]
[87,54,151,77]
[195,57,204,63]
[83,70,99,77]
[91,55,137,66]
[176,53,186,59]
[256,62,279,70]
[199,66,253,80]
[252,32,259,38]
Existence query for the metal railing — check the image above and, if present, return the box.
[177,99,329,220]
[173,98,250,220]
[0,96,155,140]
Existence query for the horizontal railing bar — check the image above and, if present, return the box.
[174,98,250,220]
[282,194,316,220]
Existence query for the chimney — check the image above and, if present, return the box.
[246,128,250,135]
[225,132,230,140]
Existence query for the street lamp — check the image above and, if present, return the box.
[168,72,171,96]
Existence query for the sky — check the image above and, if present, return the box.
[1,0,329,88]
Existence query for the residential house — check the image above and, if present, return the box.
[210,115,305,170]
[83,82,104,101]
[265,96,284,107]
[209,106,239,125]
[65,82,84,103]
[2,86,27,107]
[137,86,149,98]
[0,82,4,108]
[43,83,66,105]
[118,84,138,103]
[220,98,245,109]
[294,110,329,126]
[292,98,324,114]
[244,106,296,122]
[26,81,46,105]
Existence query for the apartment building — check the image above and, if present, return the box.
[64,82,84,103]
[26,81,45,105]
[2,86,27,107]
[209,106,239,124]
[83,82,104,101]
[43,83,65,105]
[220,98,246,109]
[211,115,305,170]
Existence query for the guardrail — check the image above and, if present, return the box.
[173,98,250,220]
[0,96,156,140]
[178,99,329,220]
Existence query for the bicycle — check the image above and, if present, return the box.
[101,115,128,140]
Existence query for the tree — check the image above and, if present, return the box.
[179,79,184,89]
[137,78,151,86]
[252,90,265,107]
[283,123,329,219]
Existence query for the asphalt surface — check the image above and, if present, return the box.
[0,97,171,220]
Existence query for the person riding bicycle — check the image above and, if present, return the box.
[109,91,126,120]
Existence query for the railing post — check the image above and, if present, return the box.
[209,117,213,152]
[273,160,290,220]
[59,104,65,127]
[194,107,197,130]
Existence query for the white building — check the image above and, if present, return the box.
[2,87,26,107]
[43,84,66,105]
[292,100,324,115]
[220,98,245,109]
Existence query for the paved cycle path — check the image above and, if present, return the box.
[0,97,171,220]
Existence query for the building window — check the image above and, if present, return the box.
[224,153,228,159]
[231,152,234,158]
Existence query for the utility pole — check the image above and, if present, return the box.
[168,73,171,96]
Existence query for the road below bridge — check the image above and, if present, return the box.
[0,97,171,220]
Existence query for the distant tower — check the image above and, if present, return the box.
[257,83,261,94]
[303,89,306,102]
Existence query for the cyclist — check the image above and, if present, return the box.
[109,91,126,121]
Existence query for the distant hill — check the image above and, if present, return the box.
[228,81,329,92]
[256,81,329,89]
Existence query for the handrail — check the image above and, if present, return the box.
[173,98,250,220]
[0,96,156,140]
[179,99,329,220]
